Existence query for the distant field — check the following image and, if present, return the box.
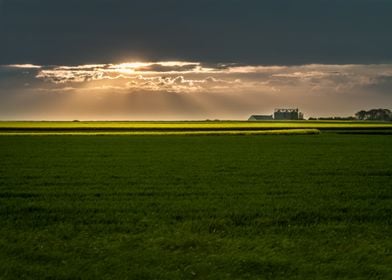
[0,121,391,135]
[0,133,391,279]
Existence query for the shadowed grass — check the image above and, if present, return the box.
[0,134,391,279]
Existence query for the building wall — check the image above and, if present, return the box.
[249,110,302,121]
[274,109,300,120]
[274,112,299,120]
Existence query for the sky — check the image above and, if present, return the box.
[1,0,392,120]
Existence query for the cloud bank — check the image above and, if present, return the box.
[1,61,392,120]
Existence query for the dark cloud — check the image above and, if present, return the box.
[1,0,392,65]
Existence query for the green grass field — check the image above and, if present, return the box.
[0,122,391,279]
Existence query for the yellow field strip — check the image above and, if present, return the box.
[0,121,391,130]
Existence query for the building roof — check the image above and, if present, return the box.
[274,108,299,113]
[249,115,273,120]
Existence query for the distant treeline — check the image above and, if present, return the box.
[309,117,357,121]
[309,108,392,121]
[355,109,392,121]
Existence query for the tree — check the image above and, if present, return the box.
[355,110,367,120]
[355,109,392,121]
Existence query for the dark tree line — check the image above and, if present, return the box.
[308,108,392,121]
[355,109,392,121]
[309,116,356,121]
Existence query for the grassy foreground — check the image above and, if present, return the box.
[0,133,391,279]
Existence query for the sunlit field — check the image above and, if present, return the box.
[0,121,392,134]
[0,123,392,279]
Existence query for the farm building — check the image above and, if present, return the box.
[248,115,274,121]
[274,108,304,120]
